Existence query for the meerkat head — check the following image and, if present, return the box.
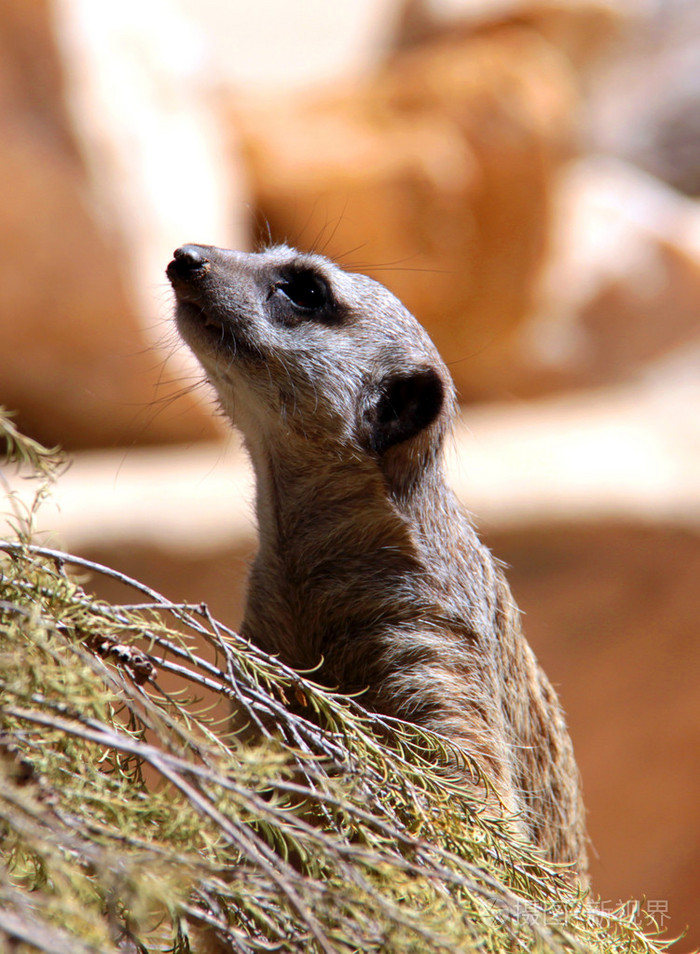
[167,244,455,491]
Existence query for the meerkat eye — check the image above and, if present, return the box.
[275,271,329,311]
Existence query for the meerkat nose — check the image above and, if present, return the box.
[167,245,210,283]
[174,245,209,268]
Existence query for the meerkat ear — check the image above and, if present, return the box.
[369,368,444,455]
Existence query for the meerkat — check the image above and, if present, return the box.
[167,243,587,877]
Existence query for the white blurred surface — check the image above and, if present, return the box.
[170,0,402,90]
[54,0,245,316]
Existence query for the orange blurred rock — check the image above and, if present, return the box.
[395,0,625,70]
[0,0,223,449]
[235,25,577,401]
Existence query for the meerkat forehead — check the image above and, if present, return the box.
[167,243,455,461]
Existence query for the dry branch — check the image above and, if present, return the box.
[0,409,672,954]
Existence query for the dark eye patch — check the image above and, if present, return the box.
[275,270,329,311]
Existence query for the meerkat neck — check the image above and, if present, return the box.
[252,443,419,566]
[241,439,429,666]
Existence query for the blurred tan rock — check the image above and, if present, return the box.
[521,157,700,393]
[0,0,239,449]
[395,0,628,69]
[236,26,576,401]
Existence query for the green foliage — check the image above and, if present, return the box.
[0,410,672,953]
[0,408,65,544]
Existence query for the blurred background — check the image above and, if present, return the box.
[1,0,699,946]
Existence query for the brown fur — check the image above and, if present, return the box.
[167,243,587,877]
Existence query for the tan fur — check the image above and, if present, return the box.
[168,244,588,877]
